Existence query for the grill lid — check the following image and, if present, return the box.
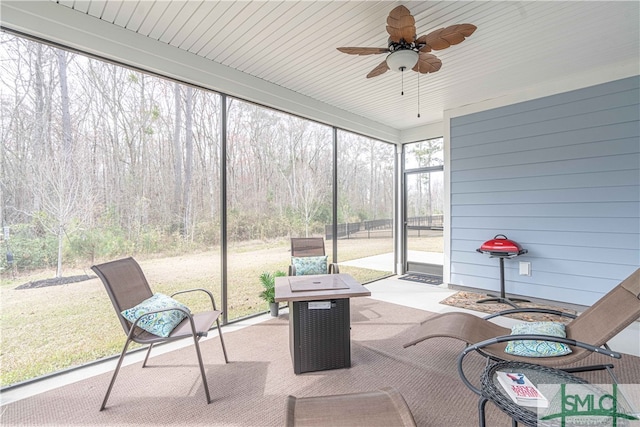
[477,234,527,256]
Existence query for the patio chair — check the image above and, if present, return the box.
[285,387,417,426]
[404,268,640,388]
[92,257,228,410]
[289,237,339,276]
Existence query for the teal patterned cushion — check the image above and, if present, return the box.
[505,321,572,357]
[292,255,328,276]
[121,293,191,337]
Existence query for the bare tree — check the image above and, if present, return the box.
[183,85,193,238]
[291,125,331,236]
[172,82,183,232]
[30,50,89,277]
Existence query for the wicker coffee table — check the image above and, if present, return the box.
[479,361,590,427]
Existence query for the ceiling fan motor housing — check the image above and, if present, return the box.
[386,39,424,72]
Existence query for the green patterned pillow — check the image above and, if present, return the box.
[121,293,191,337]
[292,255,328,276]
[505,321,572,357]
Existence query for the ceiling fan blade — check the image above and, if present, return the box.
[412,53,442,74]
[366,60,390,78]
[418,23,477,51]
[388,5,411,20]
[337,47,389,55]
[386,5,416,43]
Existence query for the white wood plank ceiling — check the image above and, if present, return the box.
[49,1,639,131]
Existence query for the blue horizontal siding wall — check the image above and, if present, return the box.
[450,76,640,306]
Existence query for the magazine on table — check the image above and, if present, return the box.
[496,371,549,408]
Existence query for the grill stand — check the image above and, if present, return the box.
[476,251,529,309]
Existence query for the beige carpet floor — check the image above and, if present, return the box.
[2,298,638,426]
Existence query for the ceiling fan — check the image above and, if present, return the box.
[337,5,477,78]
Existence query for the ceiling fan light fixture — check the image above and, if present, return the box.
[386,49,418,72]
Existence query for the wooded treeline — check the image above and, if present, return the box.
[0,33,394,274]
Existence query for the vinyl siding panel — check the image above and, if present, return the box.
[449,76,640,305]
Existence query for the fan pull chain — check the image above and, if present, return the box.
[417,72,421,118]
[401,68,405,95]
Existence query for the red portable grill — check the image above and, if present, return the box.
[477,234,527,257]
[476,234,528,308]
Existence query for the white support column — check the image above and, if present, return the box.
[395,143,405,274]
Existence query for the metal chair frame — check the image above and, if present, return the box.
[289,237,339,275]
[92,257,228,410]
